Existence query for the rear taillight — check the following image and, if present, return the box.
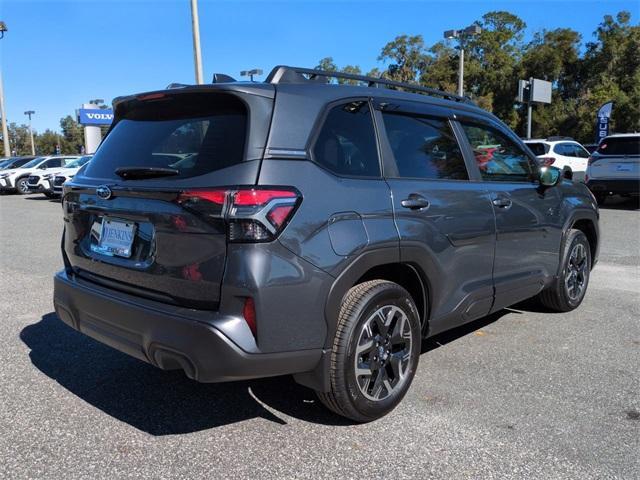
[178,187,301,242]
[539,157,556,167]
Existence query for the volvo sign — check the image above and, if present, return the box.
[77,108,114,126]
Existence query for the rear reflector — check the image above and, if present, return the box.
[539,157,556,167]
[243,297,257,336]
[178,187,300,242]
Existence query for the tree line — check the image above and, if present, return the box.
[4,10,638,156]
[316,10,639,143]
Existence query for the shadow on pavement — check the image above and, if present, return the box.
[22,307,529,434]
[20,313,352,435]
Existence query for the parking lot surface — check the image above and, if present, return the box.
[1,193,638,479]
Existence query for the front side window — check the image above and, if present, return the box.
[461,123,535,182]
[382,113,468,180]
[45,159,62,168]
[312,101,380,177]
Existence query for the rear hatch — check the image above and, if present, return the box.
[62,86,274,309]
[589,136,640,179]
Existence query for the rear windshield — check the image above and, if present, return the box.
[596,137,640,155]
[83,93,248,180]
[525,142,549,156]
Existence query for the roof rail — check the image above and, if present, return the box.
[265,65,473,104]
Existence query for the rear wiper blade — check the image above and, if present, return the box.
[115,166,179,180]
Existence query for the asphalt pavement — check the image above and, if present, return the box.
[1,193,638,479]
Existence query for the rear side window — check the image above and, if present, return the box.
[84,93,247,180]
[597,137,640,155]
[526,142,549,156]
[312,101,380,177]
[462,123,535,182]
[382,113,468,180]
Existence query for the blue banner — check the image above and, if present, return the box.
[78,108,114,126]
[595,102,613,144]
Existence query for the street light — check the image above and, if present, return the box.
[190,0,204,84]
[24,110,35,155]
[240,69,263,82]
[0,21,9,157]
[443,24,482,97]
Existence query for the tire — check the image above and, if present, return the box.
[537,229,591,312]
[44,192,55,199]
[316,280,421,422]
[562,167,573,180]
[15,178,30,195]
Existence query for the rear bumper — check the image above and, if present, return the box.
[53,270,322,383]
[587,178,640,195]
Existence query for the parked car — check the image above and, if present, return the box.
[49,155,93,197]
[26,155,81,197]
[0,156,74,194]
[586,133,640,205]
[53,66,599,422]
[0,156,37,170]
[524,137,591,181]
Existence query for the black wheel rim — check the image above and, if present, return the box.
[353,305,412,401]
[565,243,588,301]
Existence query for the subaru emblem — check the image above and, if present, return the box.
[96,185,112,200]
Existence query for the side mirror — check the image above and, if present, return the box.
[539,166,561,187]
[38,165,47,170]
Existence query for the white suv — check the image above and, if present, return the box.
[586,133,640,205]
[524,137,591,181]
[0,156,71,194]
[26,156,81,197]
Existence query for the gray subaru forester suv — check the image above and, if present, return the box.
[54,66,599,422]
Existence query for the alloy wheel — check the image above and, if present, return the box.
[565,243,588,301]
[353,305,412,401]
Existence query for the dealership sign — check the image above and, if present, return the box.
[595,102,613,143]
[77,108,114,126]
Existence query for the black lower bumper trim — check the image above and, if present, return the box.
[587,178,640,195]
[53,271,322,383]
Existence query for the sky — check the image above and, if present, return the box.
[1,0,638,133]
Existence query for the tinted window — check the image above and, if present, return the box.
[596,137,640,155]
[525,142,549,156]
[9,158,33,168]
[382,113,468,180]
[574,144,590,158]
[553,143,573,156]
[84,93,247,180]
[462,123,535,182]
[45,159,62,168]
[312,101,380,177]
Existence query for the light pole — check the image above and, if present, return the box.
[190,0,204,84]
[24,110,35,155]
[240,69,263,82]
[444,25,482,97]
[0,21,10,157]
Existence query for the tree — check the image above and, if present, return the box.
[60,115,84,154]
[35,130,62,156]
[7,123,32,156]
[378,34,428,83]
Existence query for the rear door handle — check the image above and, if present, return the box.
[401,194,430,210]
[492,197,512,209]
